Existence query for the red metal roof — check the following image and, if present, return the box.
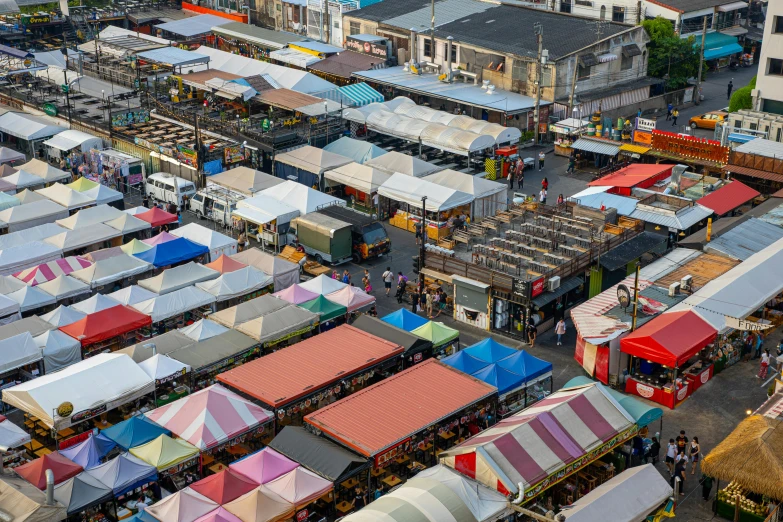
[60,305,152,346]
[304,359,497,457]
[588,164,675,189]
[697,180,760,216]
[620,310,717,368]
[725,165,783,183]
[217,325,403,408]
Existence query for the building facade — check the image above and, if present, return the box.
[754,1,783,114]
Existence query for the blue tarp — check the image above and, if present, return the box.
[133,237,209,267]
[564,376,663,428]
[441,350,490,375]
[338,82,384,107]
[203,159,224,176]
[381,309,429,332]
[273,161,319,187]
[472,363,525,396]
[85,453,158,496]
[496,350,552,383]
[59,435,116,470]
[728,133,756,144]
[324,137,387,165]
[99,416,171,451]
[463,338,517,364]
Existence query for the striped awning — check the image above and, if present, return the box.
[338,82,384,107]
[619,143,650,154]
[571,138,621,156]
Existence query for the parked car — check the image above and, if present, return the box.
[689,110,728,130]
[145,173,197,208]
[189,186,243,227]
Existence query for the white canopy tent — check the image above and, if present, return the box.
[378,173,474,213]
[0,293,20,324]
[180,319,228,342]
[0,223,62,250]
[0,199,68,232]
[56,204,125,230]
[36,184,94,211]
[0,147,24,165]
[138,354,191,383]
[107,285,158,307]
[414,465,513,522]
[40,305,86,328]
[14,189,47,204]
[83,184,124,206]
[16,159,71,184]
[207,166,283,196]
[43,130,103,155]
[0,332,41,374]
[1,353,155,429]
[33,329,81,373]
[170,224,238,262]
[44,224,122,253]
[71,294,120,314]
[131,286,216,323]
[0,417,30,451]
[195,266,273,302]
[4,170,47,192]
[424,170,506,218]
[37,275,91,301]
[323,162,392,194]
[274,146,352,181]
[0,112,65,141]
[230,248,299,292]
[138,262,219,295]
[70,255,153,289]
[234,195,299,227]
[0,242,62,277]
[0,276,24,295]
[104,213,151,235]
[6,285,56,312]
[298,274,347,295]
[364,151,442,178]
[257,180,345,215]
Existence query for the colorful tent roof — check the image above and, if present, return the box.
[121,238,153,255]
[297,274,347,296]
[58,435,116,470]
[325,286,375,312]
[100,415,171,451]
[15,452,83,489]
[495,350,552,384]
[471,364,525,396]
[222,487,295,522]
[697,180,760,216]
[85,453,158,496]
[60,305,152,346]
[194,508,244,522]
[134,238,210,268]
[206,255,247,274]
[143,231,179,246]
[180,319,229,342]
[440,383,636,495]
[129,435,200,471]
[14,256,92,286]
[381,308,429,332]
[145,488,218,522]
[441,351,491,375]
[620,310,717,368]
[144,384,274,451]
[298,295,346,322]
[462,338,517,364]
[564,376,663,428]
[263,467,332,510]
[136,207,178,227]
[410,321,459,347]
[67,177,99,192]
[190,469,258,504]
[53,472,113,516]
[272,284,319,305]
[229,448,299,485]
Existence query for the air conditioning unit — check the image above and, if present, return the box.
[668,282,681,297]
[547,276,561,292]
[680,275,693,291]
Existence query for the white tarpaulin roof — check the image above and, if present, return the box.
[4,170,47,191]
[0,241,61,276]
[0,276,24,295]
[36,184,93,210]
[669,237,783,333]
[559,464,671,522]
[414,465,512,522]
[0,200,68,233]
[71,294,120,314]
[104,213,151,234]
[83,184,124,206]
[1,353,154,429]
[0,293,19,317]
[6,285,56,312]
[56,205,125,230]
[378,173,473,212]
[274,146,352,175]
[234,195,299,226]
[0,418,30,451]
[43,130,103,152]
[70,255,153,289]
[269,47,323,68]
[41,305,86,328]
[0,223,62,250]
[0,112,65,140]
[364,151,442,178]
[424,169,506,199]
[138,262,219,295]
[132,286,216,323]
[298,274,347,295]
[0,332,41,374]
[207,167,284,196]
[180,319,228,342]
[37,275,91,301]
[44,224,122,252]
[33,329,81,373]
[16,159,71,183]
[257,181,345,215]
[195,266,273,302]
[107,285,158,306]
[138,354,191,382]
[324,162,392,194]
[171,224,238,253]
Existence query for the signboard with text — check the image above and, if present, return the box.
[635,117,656,132]
[650,130,729,164]
[345,36,389,59]
[633,130,652,145]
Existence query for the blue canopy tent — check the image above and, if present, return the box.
[85,453,158,497]
[496,350,554,408]
[381,309,429,332]
[564,376,663,429]
[700,32,743,61]
[441,350,490,375]
[59,435,117,470]
[462,338,517,364]
[472,364,525,396]
[133,238,209,268]
[99,416,171,451]
[323,137,387,165]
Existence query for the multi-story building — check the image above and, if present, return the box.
[753,0,783,114]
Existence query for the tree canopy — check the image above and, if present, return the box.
[729,76,757,113]
[642,17,702,90]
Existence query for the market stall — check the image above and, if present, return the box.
[299,295,347,326]
[273,146,352,188]
[107,285,158,307]
[222,487,295,522]
[423,170,506,219]
[322,162,391,210]
[325,286,375,313]
[14,256,92,286]
[37,275,91,305]
[0,147,25,166]
[135,207,178,229]
[0,243,61,279]
[323,137,386,165]
[131,286,216,335]
[209,294,289,329]
[0,414,31,455]
[4,170,47,192]
[0,475,67,522]
[35,184,94,212]
[145,488,218,522]
[274,284,319,305]
[138,262,219,295]
[195,267,274,309]
[229,447,299,485]
[190,469,257,504]
[44,225,123,257]
[84,453,158,501]
[0,199,68,232]
[0,332,42,391]
[298,274,347,296]
[381,308,429,332]
[264,466,333,512]
[142,231,178,246]
[205,255,247,275]
[97,415,171,451]
[180,319,228,342]
[0,113,65,158]
[364,151,441,178]
[71,294,122,315]
[70,255,153,292]
[60,305,153,357]
[0,293,20,325]
[137,354,192,407]
[129,435,200,492]
[133,238,210,268]
[15,452,83,488]
[104,213,151,241]
[17,160,72,186]
[621,310,718,409]
[6,285,57,316]
[121,239,152,256]
[235,304,319,350]
[551,118,590,157]
[59,434,116,469]
[410,321,460,357]
[171,224,238,262]
[44,130,103,160]
[41,305,86,328]
[351,315,433,368]
[208,167,284,196]
[53,472,115,519]
[231,195,299,250]
[255,180,345,216]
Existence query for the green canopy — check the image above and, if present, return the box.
[411,321,459,348]
[299,295,347,322]
[564,376,663,428]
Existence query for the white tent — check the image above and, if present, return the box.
[0,241,61,276]
[234,195,300,227]
[378,173,474,213]
[364,151,442,178]
[0,293,20,323]
[558,464,671,522]
[14,188,48,204]
[0,147,24,165]
[4,170,47,192]
[55,204,125,230]
[298,274,347,295]
[180,319,228,342]
[107,285,158,306]
[230,248,299,293]
[414,465,513,522]
[274,146,352,177]
[0,332,41,374]
[70,255,153,289]
[0,275,24,295]
[208,167,283,195]
[424,170,506,218]
[323,162,392,194]
[104,213,151,235]
[71,293,121,314]
[258,180,345,215]
[0,417,30,451]
[0,112,65,141]
[0,199,69,232]
[36,184,94,211]
[83,184,124,206]
[33,329,81,373]
[195,266,273,302]
[6,285,56,313]
[43,130,103,154]
[131,286,216,323]
[138,262,219,295]
[40,305,86,328]
[138,354,191,383]
[1,353,155,429]
[0,223,62,250]
[170,224,238,262]
[37,275,91,301]
[124,206,148,216]
[15,159,71,184]
[44,224,122,253]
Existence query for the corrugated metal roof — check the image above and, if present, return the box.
[381,0,493,32]
[211,22,306,49]
[655,253,739,291]
[735,138,783,159]
[629,204,713,230]
[305,359,496,457]
[571,138,621,156]
[696,180,760,216]
[619,144,650,154]
[725,164,783,183]
[704,217,783,261]
[156,14,229,37]
[759,202,783,228]
[568,192,638,216]
[216,324,403,408]
[532,276,583,307]
[136,47,209,67]
[589,164,673,189]
[638,248,702,282]
[600,231,668,272]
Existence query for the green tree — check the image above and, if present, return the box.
[642,17,702,90]
[729,75,757,112]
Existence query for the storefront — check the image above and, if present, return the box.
[551,118,589,157]
[646,130,729,176]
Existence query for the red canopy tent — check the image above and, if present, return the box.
[191,469,258,504]
[621,310,717,368]
[15,452,83,489]
[137,207,178,227]
[60,305,152,347]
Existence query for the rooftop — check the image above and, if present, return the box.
[599,231,668,272]
[703,217,783,261]
[308,50,385,80]
[349,0,492,29]
[696,180,760,216]
[655,253,739,291]
[646,0,748,14]
[589,164,675,189]
[211,21,307,50]
[734,137,783,159]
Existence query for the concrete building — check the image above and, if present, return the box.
[754,0,783,114]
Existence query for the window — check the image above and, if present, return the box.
[681,14,712,34]
[511,60,528,81]
[578,64,590,79]
[599,5,605,20]
[442,42,458,62]
[769,58,783,77]
[349,21,361,35]
[775,16,783,34]
[621,54,633,70]
[334,19,340,29]
[612,6,624,23]
[423,38,432,58]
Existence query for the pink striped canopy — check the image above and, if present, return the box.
[440,383,636,495]
[145,384,274,451]
[14,256,92,286]
[143,231,178,246]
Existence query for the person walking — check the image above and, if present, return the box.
[555,318,566,345]
[527,322,537,347]
[676,430,689,454]
[508,165,515,190]
[727,80,733,100]
[666,103,673,121]
[539,188,547,205]
[541,177,549,191]
[538,151,545,171]
[701,474,714,501]
[673,454,687,495]
[342,270,351,284]
[637,107,643,119]
[411,287,420,314]
[758,348,771,379]
[671,109,679,127]
[517,167,524,189]
[649,436,660,464]
[425,288,434,318]
[566,155,576,174]
[382,267,394,296]
[557,193,564,206]
[690,437,701,475]
[665,438,677,475]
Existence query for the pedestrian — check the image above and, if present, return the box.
[415,221,422,245]
[364,269,371,284]
[508,165,515,189]
[557,193,564,205]
[758,348,771,379]
[566,156,575,174]
[527,322,537,347]
[538,151,545,171]
[364,278,372,294]
[690,436,700,475]
[676,430,688,454]
[671,109,679,126]
[541,177,549,191]
[666,103,673,121]
[649,436,660,464]
[727,80,733,100]
[351,486,367,509]
[637,107,642,119]
[411,287,420,314]
[517,168,524,189]
[665,438,677,475]
[342,270,351,284]
[332,270,340,280]
[142,195,150,209]
[555,318,566,345]
[701,474,714,501]
[673,454,687,495]
[425,288,433,318]
[374,483,384,501]
[539,188,547,205]
[382,267,393,296]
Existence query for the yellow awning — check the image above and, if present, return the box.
[619,144,650,154]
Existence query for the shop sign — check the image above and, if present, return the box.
[224,146,244,164]
[635,382,654,399]
[156,368,188,386]
[650,130,729,164]
[71,404,107,424]
[633,130,652,145]
[176,144,198,167]
[296,510,308,522]
[23,15,50,25]
[676,384,688,401]
[58,429,96,450]
[375,438,410,468]
[635,117,655,132]
[345,36,388,59]
[263,324,316,348]
[413,352,423,363]
[512,278,531,299]
[531,277,545,298]
[42,103,58,117]
[725,316,774,332]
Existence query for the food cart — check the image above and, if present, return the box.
[551,118,590,157]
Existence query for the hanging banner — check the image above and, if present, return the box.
[224,146,244,164]
[725,316,773,332]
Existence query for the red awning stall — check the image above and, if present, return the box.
[60,305,152,357]
[621,310,717,408]
[589,164,675,196]
[137,208,178,228]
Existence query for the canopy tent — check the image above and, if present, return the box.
[325,286,375,312]
[0,200,68,233]
[472,364,525,396]
[41,305,86,328]
[232,196,299,230]
[230,249,299,292]
[134,238,210,268]
[297,274,346,295]
[0,475,67,522]
[0,223,61,251]
[378,173,473,213]
[171,224,238,262]
[208,167,284,196]
[121,238,153,255]
[104,213,151,235]
[124,207,148,216]
[138,354,191,383]
[410,321,459,347]
[144,384,273,451]
[14,257,92,286]
[0,146,24,164]
[17,160,71,184]
[424,169,506,219]
[323,162,392,195]
[351,315,433,360]
[60,305,152,346]
[99,415,171,451]
[4,170,47,191]
[0,318,54,341]
[6,285,56,312]
[268,426,367,483]
[563,376,662,428]
[229,448,299,486]
[107,285,158,307]
[35,184,93,211]
[440,383,636,495]
[298,295,346,322]
[43,130,103,153]
[558,464,672,522]
[194,508,243,522]
[58,435,115,470]
[0,192,19,212]
[323,137,386,165]
[363,151,441,178]
[205,255,247,275]
[131,286,216,323]
[0,242,62,278]
[222,487,295,522]
[381,308,429,332]
[144,487,218,522]
[43,224,122,253]
[442,351,492,375]
[0,290,19,315]
[210,294,288,328]
[0,113,64,141]
[33,329,81,373]
[462,338,517,363]
[263,467,332,510]
[82,184,123,207]
[620,310,717,368]
[168,330,256,374]
[37,275,91,301]
[195,267,273,302]
[255,180,345,215]
[70,294,121,314]
[180,319,229,342]
[0,163,17,177]
[235,305,319,343]
[129,435,200,471]
[70,255,153,289]
[142,231,178,246]
[0,415,30,451]
[136,207,178,228]
[273,146,352,187]
[2,354,154,430]
[191,469,258,504]
[85,453,158,497]
[53,473,113,515]
[67,177,99,192]
[138,262,219,295]
[15,452,83,489]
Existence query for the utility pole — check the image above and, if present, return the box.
[695,16,708,106]
[533,22,543,146]
[636,0,642,25]
[631,262,640,332]
[419,196,427,290]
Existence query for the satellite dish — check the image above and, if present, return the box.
[57,401,74,417]
[617,284,632,310]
